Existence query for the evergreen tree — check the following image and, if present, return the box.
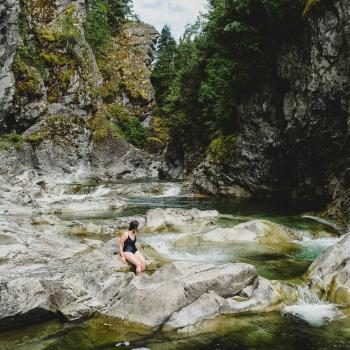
[151,25,178,107]
[84,0,132,57]
[105,0,132,32]
[154,0,304,166]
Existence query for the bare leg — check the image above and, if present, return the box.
[135,251,147,272]
[124,252,142,274]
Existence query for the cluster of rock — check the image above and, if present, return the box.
[0,213,283,332]
[0,200,348,332]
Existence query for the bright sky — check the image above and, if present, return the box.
[133,0,207,40]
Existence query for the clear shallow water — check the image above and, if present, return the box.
[2,310,350,350]
[1,179,346,350]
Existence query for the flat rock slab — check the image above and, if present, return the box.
[107,261,257,327]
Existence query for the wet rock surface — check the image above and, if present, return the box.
[307,233,350,305]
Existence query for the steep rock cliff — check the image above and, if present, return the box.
[0,0,160,179]
[193,0,350,217]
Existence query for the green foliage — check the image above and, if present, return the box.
[84,0,131,57]
[88,113,113,142]
[0,133,24,151]
[84,0,111,57]
[207,135,238,164]
[151,25,178,107]
[14,0,47,98]
[34,5,80,102]
[88,103,148,148]
[12,52,44,100]
[154,0,304,163]
[104,0,132,32]
[36,5,80,48]
[117,117,149,148]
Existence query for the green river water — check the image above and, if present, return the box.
[0,180,348,350]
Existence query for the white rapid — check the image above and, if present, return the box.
[158,183,182,197]
[293,237,340,250]
[282,286,344,327]
[37,185,111,204]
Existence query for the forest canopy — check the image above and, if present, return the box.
[151,0,305,165]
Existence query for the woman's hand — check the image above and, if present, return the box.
[121,255,126,263]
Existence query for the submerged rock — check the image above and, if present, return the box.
[202,220,293,244]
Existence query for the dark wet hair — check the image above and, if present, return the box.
[129,220,139,231]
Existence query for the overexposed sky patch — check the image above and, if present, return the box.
[133,0,207,39]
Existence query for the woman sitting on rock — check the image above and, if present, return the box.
[119,220,146,275]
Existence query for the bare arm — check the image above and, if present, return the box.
[118,232,128,262]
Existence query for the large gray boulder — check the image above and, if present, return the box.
[145,208,219,233]
[202,220,293,244]
[164,276,283,331]
[107,261,282,328]
[0,232,131,329]
[308,233,350,305]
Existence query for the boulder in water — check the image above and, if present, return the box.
[202,220,292,244]
[145,208,219,233]
[164,276,283,331]
[307,233,350,305]
[107,261,283,328]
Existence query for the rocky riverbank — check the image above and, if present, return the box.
[0,173,347,332]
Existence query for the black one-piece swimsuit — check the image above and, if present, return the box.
[123,234,137,254]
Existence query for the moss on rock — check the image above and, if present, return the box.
[12,52,44,100]
[25,114,87,145]
[207,135,238,165]
[0,133,24,151]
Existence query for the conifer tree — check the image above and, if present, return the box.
[151,25,178,107]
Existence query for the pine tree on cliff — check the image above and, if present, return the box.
[151,25,178,107]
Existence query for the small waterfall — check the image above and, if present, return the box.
[90,186,111,197]
[158,183,181,197]
[38,185,111,204]
[282,285,344,326]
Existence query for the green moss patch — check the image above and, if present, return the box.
[207,135,238,165]
[25,115,86,145]
[0,133,24,151]
[88,103,149,148]
[12,52,44,101]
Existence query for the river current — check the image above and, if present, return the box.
[1,179,349,350]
